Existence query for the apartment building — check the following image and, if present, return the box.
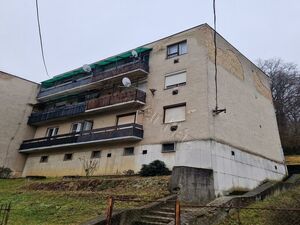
[20,24,287,195]
[0,71,38,176]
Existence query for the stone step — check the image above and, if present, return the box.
[132,220,170,225]
[150,210,175,218]
[141,215,174,223]
[160,207,175,213]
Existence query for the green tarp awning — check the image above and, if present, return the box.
[41,47,151,88]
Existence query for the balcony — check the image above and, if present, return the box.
[28,89,146,125]
[92,60,149,83]
[28,102,86,125]
[38,76,92,100]
[86,89,146,112]
[19,123,143,152]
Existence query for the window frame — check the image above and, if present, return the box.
[163,103,186,124]
[164,70,187,89]
[70,120,93,133]
[116,112,136,126]
[91,150,101,159]
[45,127,59,137]
[63,153,73,161]
[40,155,49,163]
[166,40,187,58]
[123,147,134,156]
[162,143,176,153]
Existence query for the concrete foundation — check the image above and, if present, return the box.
[170,166,215,204]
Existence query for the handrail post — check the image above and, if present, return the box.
[106,196,114,225]
[175,199,180,225]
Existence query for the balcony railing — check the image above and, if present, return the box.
[20,123,143,151]
[86,89,146,111]
[28,102,86,125]
[28,89,146,125]
[38,76,92,99]
[92,60,149,83]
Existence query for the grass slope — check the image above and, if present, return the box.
[219,184,300,225]
[0,176,170,225]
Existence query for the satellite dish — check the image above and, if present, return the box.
[82,64,92,73]
[122,77,131,87]
[131,50,138,58]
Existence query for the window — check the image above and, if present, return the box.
[165,71,186,89]
[107,153,112,158]
[91,151,101,159]
[82,121,93,131]
[40,156,48,163]
[167,41,187,58]
[142,150,148,155]
[117,113,136,126]
[71,120,93,133]
[164,103,186,123]
[46,127,59,137]
[63,153,73,161]
[162,143,175,152]
[124,147,134,156]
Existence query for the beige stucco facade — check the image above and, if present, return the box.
[0,71,38,176]
[21,24,286,193]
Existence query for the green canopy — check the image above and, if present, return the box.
[41,47,151,88]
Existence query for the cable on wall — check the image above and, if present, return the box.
[212,0,226,116]
[35,0,50,77]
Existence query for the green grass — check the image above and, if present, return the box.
[0,176,170,225]
[218,184,300,225]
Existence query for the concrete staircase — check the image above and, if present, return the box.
[132,203,175,225]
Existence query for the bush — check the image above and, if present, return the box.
[123,169,135,176]
[0,167,12,178]
[139,160,171,177]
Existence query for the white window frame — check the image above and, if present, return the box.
[164,71,187,89]
[167,41,187,58]
[163,103,186,124]
[46,127,59,137]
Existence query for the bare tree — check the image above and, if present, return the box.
[257,58,300,154]
[79,157,99,177]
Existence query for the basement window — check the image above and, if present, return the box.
[91,151,101,159]
[40,156,48,163]
[162,143,175,153]
[63,153,73,161]
[124,147,134,156]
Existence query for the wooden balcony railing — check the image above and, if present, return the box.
[20,123,143,151]
[28,89,146,125]
[86,89,146,111]
[92,60,149,83]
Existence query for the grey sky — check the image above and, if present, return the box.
[0,0,299,83]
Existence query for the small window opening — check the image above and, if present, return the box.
[162,143,175,152]
[124,147,134,156]
[142,150,148,155]
[91,151,101,159]
[40,156,48,163]
[107,153,112,158]
[64,153,73,161]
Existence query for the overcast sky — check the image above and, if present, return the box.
[0,0,299,83]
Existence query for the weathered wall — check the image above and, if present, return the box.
[0,71,38,176]
[200,25,284,163]
[170,166,215,204]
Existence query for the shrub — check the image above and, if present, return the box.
[0,167,12,178]
[139,160,171,177]
[123,169,135,176]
